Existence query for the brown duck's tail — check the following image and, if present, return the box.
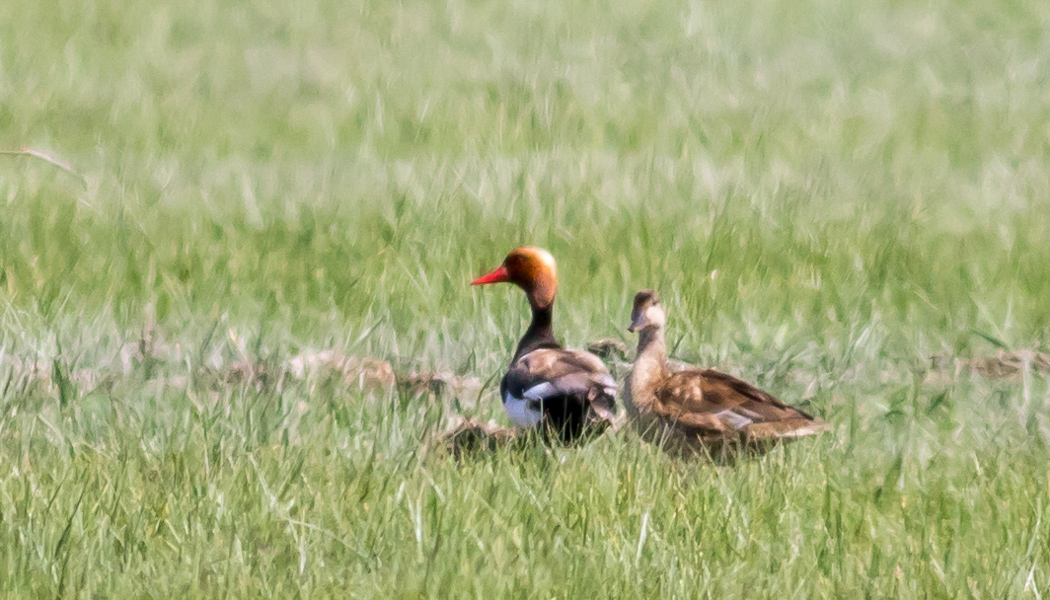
[742,418,831,443]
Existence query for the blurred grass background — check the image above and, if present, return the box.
[1,0,1049,597]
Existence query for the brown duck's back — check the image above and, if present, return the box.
[650,368,828,442]
[655,369,813,419]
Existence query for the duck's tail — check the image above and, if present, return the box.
[743,418,831,443]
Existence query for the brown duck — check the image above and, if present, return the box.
[472,247,618,441]
[625,290,829,455]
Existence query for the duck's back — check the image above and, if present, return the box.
[659,369,810,420]
[650,368,829,449]
[500,347,618,441]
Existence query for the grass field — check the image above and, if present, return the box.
[2,0,1050,597]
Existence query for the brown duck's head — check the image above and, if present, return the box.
[628,289,666,333]
[471,247,558,309]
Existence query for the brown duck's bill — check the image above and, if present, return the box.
[627,316,645,333]
[471,265,509,286]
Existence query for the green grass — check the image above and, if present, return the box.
[2,0,1050,596]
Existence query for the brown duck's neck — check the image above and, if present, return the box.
[637,327,666,357]
[513,302,559,362]
[626,327,669,419]
[633,328,669,378]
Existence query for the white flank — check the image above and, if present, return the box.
[503,391,543,427]
[522,382,557,400]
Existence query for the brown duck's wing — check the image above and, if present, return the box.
[503,348,618,423]
[654,368,820,433]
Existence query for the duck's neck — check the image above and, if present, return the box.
[631,327,669,385]
[513,302,559,361]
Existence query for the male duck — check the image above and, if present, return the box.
[472,247,618,441]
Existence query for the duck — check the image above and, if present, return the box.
[471,247,618,441]
[625,290,829,456]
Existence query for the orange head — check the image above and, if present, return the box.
[471,247,558,309]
